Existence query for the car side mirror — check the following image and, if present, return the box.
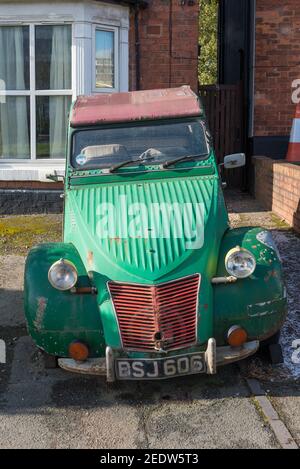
[223,153,246,169]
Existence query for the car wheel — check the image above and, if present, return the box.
[42,351,58,369]
[261,330,281,348]
[260,331,283,365]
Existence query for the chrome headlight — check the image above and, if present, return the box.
[48,259,78,291]
[225,247,256,279]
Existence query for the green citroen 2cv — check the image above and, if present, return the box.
[24,86,287,381]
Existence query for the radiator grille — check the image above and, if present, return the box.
[108,275,200,352]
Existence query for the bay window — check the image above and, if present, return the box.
[0,24,72,161]
[0,1,129,179]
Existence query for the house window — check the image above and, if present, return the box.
[95,27,118,91]
[0,24,72,160]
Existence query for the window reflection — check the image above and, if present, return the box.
[95,30,114,89]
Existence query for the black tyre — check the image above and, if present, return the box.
[260,330,281,349]
[42,351,58,369]
[259,331,284,365]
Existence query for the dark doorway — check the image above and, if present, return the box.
[218,0,255,189]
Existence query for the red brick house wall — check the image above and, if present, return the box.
[254,0,300,137]
[254,156,300,233]
[129,0,199,92]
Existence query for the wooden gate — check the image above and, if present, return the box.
[199,84,245,188]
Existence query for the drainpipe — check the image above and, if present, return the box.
[169,0,173,88]
[134,2,141,90]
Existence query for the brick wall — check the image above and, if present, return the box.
[0,190,63,215]
[255,0,300,136]
[0,182,64,214]
[0,181,63,190]
[129,0,199,92]
[254,156,300,233]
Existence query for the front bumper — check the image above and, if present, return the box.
[58,339,259,381]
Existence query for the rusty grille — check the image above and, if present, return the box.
[108,275,200,352]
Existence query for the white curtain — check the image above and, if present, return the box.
[0,27,29,159]
[49,26,71,159]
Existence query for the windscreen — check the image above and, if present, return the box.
[72,120,209,170]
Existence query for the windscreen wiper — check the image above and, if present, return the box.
[108,158,141,173]
[109,152,209,173]
[109,153,155,173]
[162,153,209,169]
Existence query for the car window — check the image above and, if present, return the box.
[72,120,209,170]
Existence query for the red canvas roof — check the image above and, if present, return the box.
[70,86,202,127]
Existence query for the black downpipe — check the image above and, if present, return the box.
[134,3,141,90]
[169,0,173,88]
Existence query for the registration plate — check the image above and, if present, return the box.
[115,352,206,380]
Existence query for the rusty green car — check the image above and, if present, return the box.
[24,86,287,381]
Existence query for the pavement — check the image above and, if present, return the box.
[0,191,299,449]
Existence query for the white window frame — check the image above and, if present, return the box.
[0,22,73,163]
[93,24,119,94]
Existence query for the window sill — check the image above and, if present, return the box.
[0,161,66,181]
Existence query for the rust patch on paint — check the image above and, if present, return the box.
[264,270,278,282]
[108,237,122,243]
[70,87,201,127]
[34,297,48,331]
[87,251,94,268]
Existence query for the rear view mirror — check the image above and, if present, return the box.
[223,153,246,169]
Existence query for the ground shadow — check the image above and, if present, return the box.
[225,189,269,214]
